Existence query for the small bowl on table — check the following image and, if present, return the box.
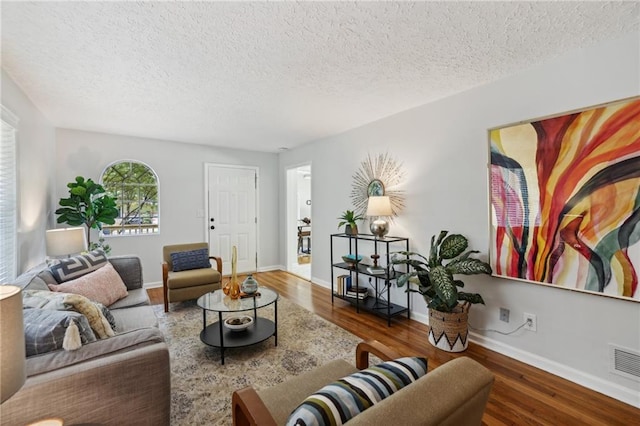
[223,315,254,332]
[341,254,363,268]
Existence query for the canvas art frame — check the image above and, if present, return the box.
[488,96,640,302]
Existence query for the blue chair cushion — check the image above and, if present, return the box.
[170,248,211,272]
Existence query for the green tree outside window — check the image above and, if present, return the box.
[101,161,159,236]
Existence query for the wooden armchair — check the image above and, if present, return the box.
[232,340,494,426]
[162,242,223,312]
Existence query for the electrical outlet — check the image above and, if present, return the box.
[524,313,537,332]
[499,307,510,322]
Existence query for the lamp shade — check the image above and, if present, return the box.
[366,196,392,217]
[45,227,87,257]
[0,285,26,403]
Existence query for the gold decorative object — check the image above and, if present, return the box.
[351,152,405,218]
[223,246,241,299]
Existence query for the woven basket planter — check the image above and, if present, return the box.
[427,302,470,352]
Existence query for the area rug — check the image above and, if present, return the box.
[153,296,363,425]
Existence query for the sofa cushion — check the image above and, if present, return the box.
[25,327,166,377]
[170,248,211,272]
[49,249,108,283]
[107,288,150,309]
[111,305,158,332]
[286,357,428,426]
[48,262,128,307]
[24,290,116,339]
[23,308,97,356]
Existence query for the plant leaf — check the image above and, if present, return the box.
[391,251,429,264]
[439,234,468,259]
[458,292,485,305]
[429,265,458,309]
[447,258,492,275]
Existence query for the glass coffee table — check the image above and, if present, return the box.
[197,287,278,365]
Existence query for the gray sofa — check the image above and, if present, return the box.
[1,255,170,426]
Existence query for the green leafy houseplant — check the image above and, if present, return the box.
[55,176,118,251]
[392,231,492,313]
[337,210,364,234]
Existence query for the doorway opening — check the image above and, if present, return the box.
[286,164,311,280]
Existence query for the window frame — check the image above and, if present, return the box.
[0,105,19,281]
[100,159,160,237]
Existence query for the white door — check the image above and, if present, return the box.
[206,164,257,274]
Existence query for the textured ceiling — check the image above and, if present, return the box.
[1,2,639,152]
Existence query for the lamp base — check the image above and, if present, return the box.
[370,219,389,239]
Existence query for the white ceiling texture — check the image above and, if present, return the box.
[1,1,639,152]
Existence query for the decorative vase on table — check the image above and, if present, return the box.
[241,274,259,295]
[223,246,241,299]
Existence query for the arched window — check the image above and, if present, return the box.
[101,160,159,236]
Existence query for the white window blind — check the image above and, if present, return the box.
[0,106,18,282]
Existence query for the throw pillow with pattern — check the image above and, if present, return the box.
[287,357,428,426]
[48,262,128,307]
[170,248,211,272]
[49,249,108,283]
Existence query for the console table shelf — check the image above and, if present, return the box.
[330,233,410,326]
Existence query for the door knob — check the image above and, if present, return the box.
[210,218,215,222]
[210,225,215,230]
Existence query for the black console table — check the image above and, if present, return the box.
[330,233,410,326]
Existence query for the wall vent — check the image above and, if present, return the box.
[609,344,640,381]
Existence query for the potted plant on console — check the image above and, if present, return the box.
[337,209,364,236]
[55,176,118,254]
[391,230,492,352]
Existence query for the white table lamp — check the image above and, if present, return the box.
[45,227,87,257]
[1,285,26,403]
[367,196,392,239]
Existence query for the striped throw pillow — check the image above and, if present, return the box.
[286,357,427,426]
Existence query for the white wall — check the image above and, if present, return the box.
[279,32,640,406]
[55,129,280,284]
[1,70,56,273]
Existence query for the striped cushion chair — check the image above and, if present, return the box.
[232,340,494,426]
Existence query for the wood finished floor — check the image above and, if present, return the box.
[149,270,639,425]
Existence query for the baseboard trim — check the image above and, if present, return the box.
[144,281,162,289]
[469,332,640,408]
[258,264,284,272]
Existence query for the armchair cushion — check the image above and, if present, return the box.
[170,248,211,272]
[167,268,221,290]
[286,357,427,426]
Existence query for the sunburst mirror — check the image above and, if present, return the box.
[351,153,405,217]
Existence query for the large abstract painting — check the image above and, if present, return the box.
[489,97,640,301]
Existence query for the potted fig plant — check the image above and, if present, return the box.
[337,210,364,235]
[391,230,492,352]
[55,176,118,253]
